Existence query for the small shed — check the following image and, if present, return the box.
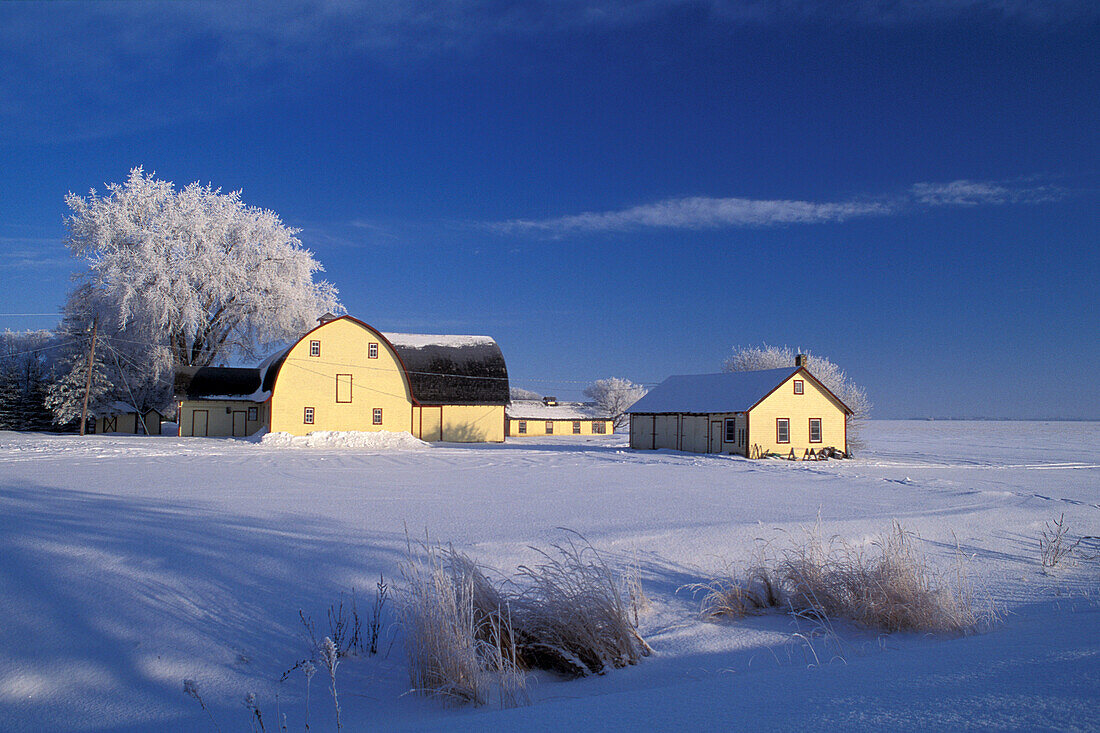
[93,402,165,435]
[626,358,852,458]
[506,399,612,437]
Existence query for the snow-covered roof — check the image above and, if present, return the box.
[381,333,496,349]
[626,368,800,414]
[176,366,269,402]
[91,401,165,417]
[506,400,610,420]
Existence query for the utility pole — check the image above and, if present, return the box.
[79,319,98,436]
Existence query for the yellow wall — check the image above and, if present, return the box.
[629,412,744,454]
[179,400,267,437]
[747,372,847,456]
[97,411,162,435]
[442,405,505,442]
[507,418,610,437]
[269,318,414,436]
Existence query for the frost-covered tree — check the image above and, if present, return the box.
[509,386,542,400]
[583,377,648,430]
[49,167,342,422]
[723,344,871,452]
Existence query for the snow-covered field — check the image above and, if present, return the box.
[1,421,1097,731]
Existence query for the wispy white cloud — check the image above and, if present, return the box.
[0,236,71,269]
[486,178,1065,235]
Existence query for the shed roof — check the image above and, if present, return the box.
[175,366,266,402]
[506,400,610,420]
[627,368,807,415]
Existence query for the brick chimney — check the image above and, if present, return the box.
[795,353,808,367]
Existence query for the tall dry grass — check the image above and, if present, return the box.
[400,533,651,705]
[692,523,993,635]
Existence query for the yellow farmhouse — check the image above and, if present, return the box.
[505,398,612,437]
[175,315,510,442]
[627,356,852,458]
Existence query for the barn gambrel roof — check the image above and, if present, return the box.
[626,367,852,415]
[195,316,511,406]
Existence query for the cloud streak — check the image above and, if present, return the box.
[485,179,1065,235]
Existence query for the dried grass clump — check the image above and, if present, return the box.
[401,543,524,706]
[401,533,651,706]
[693,523,991,635]
[512,536,653,677]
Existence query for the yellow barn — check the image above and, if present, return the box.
[627,356,852,458]
[505,398,612,437]
[175,315,510,442]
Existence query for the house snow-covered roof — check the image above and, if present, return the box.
[175,366,268,402]
[506,400,610,420]
[626,368,802,415]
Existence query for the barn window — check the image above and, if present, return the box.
[336,374,353,403]
[309,340,321,357]
[724,419,736,443]
[809,418,822,443]
[373,408,383,425]
[592,421,606,434]
[368,342,378,359]
[546,421,554,434]
[248,406,258,421]
[518,420,527,434]
[304,407,315,424]
[776,418,789,443]
[793,380,804,395]
[573,421,581,434]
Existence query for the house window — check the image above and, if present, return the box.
[776,418,790,443]
[247,406,258,421]
[793,380,804,395]
[546,421,554,434]
[573,421,581,434]
[809,418,822,443]
[336,374,353,403]
[592,421,606,434]
[518,420,527,434]
[368,342,378,359]
[304,407,315,424]
[309,340,321,357]
[724,419,736,442]
[373,408,383,425]
[739,428,745,446]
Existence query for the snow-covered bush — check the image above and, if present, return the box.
[724,344,871,452]
[583,377,648,430]
[48,167,342,423]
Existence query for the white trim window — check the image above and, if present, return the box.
[724,419,736,443]
[793,379,804,395]
[518,420,527,434]
[372,408,383,425]
[776,418,790,443]
[809,418,822,443]
[546,421,554,434]
[309,340,321,357]
[304,407,315,424]
[368,342,378,359]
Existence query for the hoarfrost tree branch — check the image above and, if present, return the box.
[49,167,342,422]
[723,344,871,452]
[583,378,648,430]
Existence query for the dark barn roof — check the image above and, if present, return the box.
[383,334,510,405]
[175,366,263,401]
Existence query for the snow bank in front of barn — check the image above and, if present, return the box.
[259,430,429,450]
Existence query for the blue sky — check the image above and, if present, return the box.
[1,1,1097,418]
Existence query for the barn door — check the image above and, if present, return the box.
[710,421,722,453]
[192,409,208,437]
[232,411,246,437]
